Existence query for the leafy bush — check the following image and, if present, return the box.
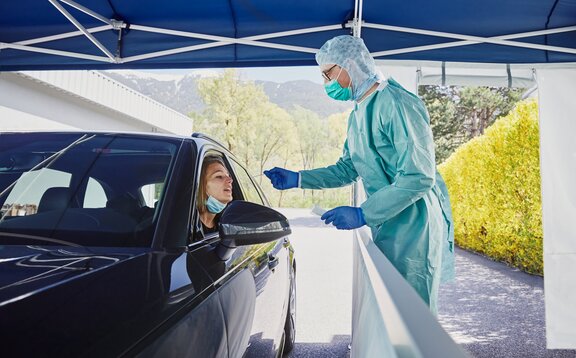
[439,99,543,274]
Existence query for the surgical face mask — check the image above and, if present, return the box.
[206,195,227,214]
[323,67,352,101]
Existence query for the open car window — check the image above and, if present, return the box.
[228,159,264,206]
[0,133,180,247]
[193,151,233,241]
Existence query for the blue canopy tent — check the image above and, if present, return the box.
[1,0,575,70]
[1,0,576,353]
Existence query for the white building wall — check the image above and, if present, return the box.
[0,105,76,131]
[0,71,192,135]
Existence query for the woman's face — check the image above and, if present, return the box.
[205,162,233,204]
[321,63,352,89]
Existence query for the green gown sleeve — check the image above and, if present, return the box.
[360,95,436,227]
[299,137,359,189]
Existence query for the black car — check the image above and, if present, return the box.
[0,132,296,357]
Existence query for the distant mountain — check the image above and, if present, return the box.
[257,80,352,118]
[102,71,205,116]
[101,71,351,118]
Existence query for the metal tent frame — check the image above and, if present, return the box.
[2,0,575,69]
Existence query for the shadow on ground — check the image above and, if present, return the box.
[288,335,351,358]
[439,248,576,358]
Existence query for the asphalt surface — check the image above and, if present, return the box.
[438,248,576,358]
[278,208,576,358]
[279,208,352,358]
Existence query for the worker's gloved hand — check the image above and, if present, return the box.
[321,206,366,230]
[263,167,299,190]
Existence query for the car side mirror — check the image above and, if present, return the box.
[218,200,291,246]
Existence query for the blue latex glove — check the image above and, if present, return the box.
[321,206,366,230]
[263,167,299,190]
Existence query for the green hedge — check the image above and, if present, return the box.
[439,99,543,275]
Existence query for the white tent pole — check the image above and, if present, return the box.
[120,39,314,63]
[372,25,576,57]
[3,23,342,63]
[58,0,114,27]
[130,24,326,52]
[352,0,364,37]
[14,22,572,62]
[0,42,113,62]
[247,24,343,40]
[15,25,112,46]
[365,23,576,55]
[121,41,315,64]
[129,24,321,52]
[357,0,364,38]
[48,0,116,61]
[120,42,234,63]
[122,25,343,62]
[353,0,359,37]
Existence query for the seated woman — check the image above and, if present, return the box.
[197,155,234,235]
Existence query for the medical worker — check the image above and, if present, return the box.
[264,35,454,313]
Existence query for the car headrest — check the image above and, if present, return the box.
[37,187,71,213]
[106,194,141,216]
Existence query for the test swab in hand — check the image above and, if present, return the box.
[311,204,327,216]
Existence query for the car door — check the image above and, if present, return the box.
[126,140,230,358]
[225,157,291,357]
[189,147,291,358]
[185,148,259,358]
[134,249,230,358]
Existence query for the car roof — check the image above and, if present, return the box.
[0,130,189,140]
[1,130,235,159]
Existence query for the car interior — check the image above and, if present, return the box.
[0,134,178,247]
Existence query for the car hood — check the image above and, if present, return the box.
[0,245,147,304]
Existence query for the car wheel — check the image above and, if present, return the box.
[283,264,296,355]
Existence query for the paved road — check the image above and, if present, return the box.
[438,248,576,358]
[279,208,352,358]
[278,208,576,358]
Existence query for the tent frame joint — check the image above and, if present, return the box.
[110,19,125,31]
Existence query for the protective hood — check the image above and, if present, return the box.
[316,35,382,101]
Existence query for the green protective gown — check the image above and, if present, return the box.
[300,78,454,313]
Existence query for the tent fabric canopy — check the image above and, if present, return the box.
[1,0,576,71]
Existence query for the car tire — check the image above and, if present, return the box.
[283,264,296,355]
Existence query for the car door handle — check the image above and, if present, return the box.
[268,255,279,270]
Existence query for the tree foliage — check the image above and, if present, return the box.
[439,99,542,274]
[190,70,350,208]
[191,69,296,175]
[420,85,524,164]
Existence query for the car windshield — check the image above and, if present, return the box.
[0,133,180,247]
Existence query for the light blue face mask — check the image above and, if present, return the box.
[206,195,227,214]
[324,79,353,101]
[323,67,352,101]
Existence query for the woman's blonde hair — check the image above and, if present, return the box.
[197,155,228,215]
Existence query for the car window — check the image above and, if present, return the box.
[2,168,71,216]
[84,177,107,208]
[229,160,264,205]
[0,133,180,247]
[193,152,231,240]
[141,183,163,208]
